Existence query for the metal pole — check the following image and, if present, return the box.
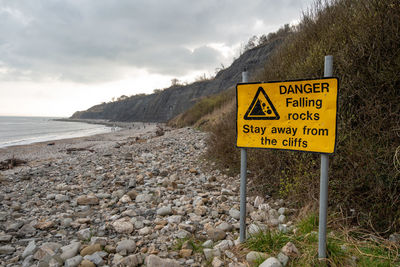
[318,55,333,259]
[240,69,248,243]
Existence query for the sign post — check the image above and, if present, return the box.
[318,55,333,260]
[239,69,248,243]
[236,57,338,254]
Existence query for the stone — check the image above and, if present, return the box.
[119,195,132,203]
[278,207,286,215]
[228,263,246,267]
[202,240,213,248]
[113,219,134,234]
[145,254,182,267]
[135,193,152,203]
[278,215,286,224]
[60,241,81,260]
[22,255,35,267]
[259,257,282,267]
[22,240,37,258]
[194,205,208,216]
[211,257,224,267]
[65,255,83,267]
[281,242,299,257]
[246,251,267,265]
[79,259,96,267]
[179,248,192,257]
[277,252,289,266]
[34,220,55,230]
[248,224,262,235]
[254,196,264,208]
[214,239,233,251]
[0,233,12,242]
[217,222,233,232]
[138,226,152,235]
[0,245,15,255]
[203,248,214,261]
[157,206,173,216]
[80,244,102,257]
[84,252,104,265]
[229,208,240,220]
[126,189,138,200]
[278,224,288,233]
[116,239,136,255]
[115,254,143,266]
[77,195,99,205]
[206,228,226,241]
[77,228,92,241]
[176,229,190,239]
[33,243,60,260]
[389,233,400,244]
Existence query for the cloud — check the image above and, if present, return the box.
[0,0,313,83]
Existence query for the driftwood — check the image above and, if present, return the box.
[66,147,95,154]
[0,158,27,170]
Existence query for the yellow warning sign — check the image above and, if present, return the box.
[236,78,338,153]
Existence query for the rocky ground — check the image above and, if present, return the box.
[0,126,297,267]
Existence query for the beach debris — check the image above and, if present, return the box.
[0,157,27,170]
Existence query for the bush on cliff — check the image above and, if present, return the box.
[207,0,400,234]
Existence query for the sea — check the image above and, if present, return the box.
[0,116,112,148]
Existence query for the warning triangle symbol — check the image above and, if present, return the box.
[244,86,280,120]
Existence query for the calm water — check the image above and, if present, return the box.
[0,116,112,148]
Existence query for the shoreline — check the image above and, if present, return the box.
[0,123,162,164]
[54,118,161,128]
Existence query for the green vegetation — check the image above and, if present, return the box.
[168,88,235,129]
[246,229,290,253]
[204,0,400,234]
[172,236,204,253]
[245,213,399,266]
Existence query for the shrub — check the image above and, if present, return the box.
[207,0,400,233]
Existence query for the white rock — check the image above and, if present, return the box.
[167,215,182,224]
[278,207,286,215]
[176,229,190,239]
[246,251,267,265]
[259,257,282,267]
[157,206,172,216]
[248,224,262,235]
[254,196,264,208]
[278,224,288,233]
[214,239,233,251]
[84,252,104,265]
[60,241,81,260]
[138,227,151,235]
[64,255,83,267]
[119,194,132,203]
[203,248,214,261]
[77,228,91,240]
[22,240,37,258]
[202,240,213,248]
[135,193,152,203]
[278,215,286,224]
[229,208,240,220]
[277,252,289,266]
[113,219,134,234]
[145,254,182,267]
[116,239,136,255]
[212,257,224,267]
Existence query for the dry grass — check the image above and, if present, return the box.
[207,0,400,234]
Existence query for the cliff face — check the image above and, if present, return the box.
[71,41,280,122]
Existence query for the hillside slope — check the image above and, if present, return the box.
[71,41,280,122]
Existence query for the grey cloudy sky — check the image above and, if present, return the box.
[0,0,314,116]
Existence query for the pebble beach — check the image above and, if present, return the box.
[0,125,296,267]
